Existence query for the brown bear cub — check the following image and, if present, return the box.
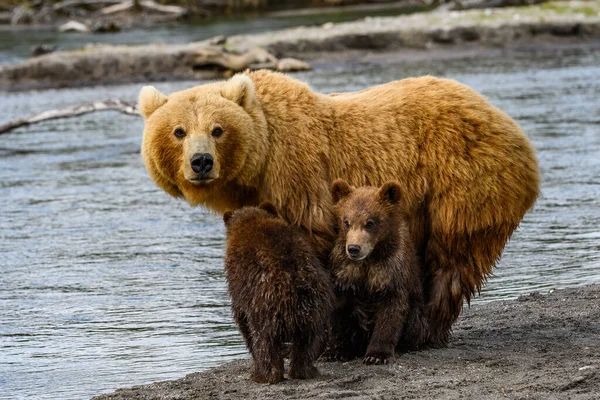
[223,203,335,384]
[326,179,430,365]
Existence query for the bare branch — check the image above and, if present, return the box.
[0,99,139,134]
[98,0,134,15]
[53,0,124,12]
[139,1,187,16]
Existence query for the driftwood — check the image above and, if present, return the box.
[0,99,138,134]
[53,0,123,12]
[98,0,135,15]
[8,0,190,25]
[98,0,188,16]
[139,1,187,16]
[193,47,278,71]
[10,4,32,25]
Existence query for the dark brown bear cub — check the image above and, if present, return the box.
[223,203,334,384]
[326,180,430,365]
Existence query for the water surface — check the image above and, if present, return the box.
[1,46,599,399]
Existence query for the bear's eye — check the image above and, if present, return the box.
[212,127,223,138]
[343,219,350,229]
[365,220,375,229]
[174,128,186,138]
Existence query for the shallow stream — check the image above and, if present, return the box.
[1,34,599,399]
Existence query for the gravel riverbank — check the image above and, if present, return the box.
[93,285,600,400]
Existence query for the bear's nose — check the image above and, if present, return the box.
[347,245,361,259]
[191,153,213,175]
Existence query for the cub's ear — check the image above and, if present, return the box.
[259,202,278,217]
[331,179,353,204]
[378,181,402,205]
[221,73,256,109]
[223,211,234,226]
[139,86,168,119]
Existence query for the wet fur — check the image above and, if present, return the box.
[223,204,334,383]
[140,71,540,344]
[326,182,430,363]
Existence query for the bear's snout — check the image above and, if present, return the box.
[347,245,362,260]
[191,153,214,176]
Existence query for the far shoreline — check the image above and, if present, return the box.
[1,0,600,92]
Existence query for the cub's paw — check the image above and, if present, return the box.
[363,351,394,365]
[288,365,319,380]
[319,349,356,362]
[251,369,284,384]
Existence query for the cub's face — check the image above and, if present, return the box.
[138,74,263,205]
[331,179,403,261]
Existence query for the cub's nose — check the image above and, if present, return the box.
[347,245,361,259]
[191,153,213,175]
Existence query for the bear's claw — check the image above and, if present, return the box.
[363,355,391,365]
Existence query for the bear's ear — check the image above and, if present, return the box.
[139,86,168,119]
[378,181,402,205]
[259,202,278,217]
[221,74,256,109]
[331,179,353,204]
[223,211,234,226]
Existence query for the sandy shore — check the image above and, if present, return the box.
[93,285,600,400]
[1,1,600,91]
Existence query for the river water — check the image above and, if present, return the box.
[1,32,600,400]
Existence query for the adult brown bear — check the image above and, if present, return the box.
[139,70,540,344]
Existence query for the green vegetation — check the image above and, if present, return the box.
[539,1,599,16]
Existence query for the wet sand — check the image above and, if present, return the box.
[93,285,600,400]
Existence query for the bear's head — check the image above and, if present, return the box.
[331,179,405,261]
[223,202,279,231]
[138,74,268,207]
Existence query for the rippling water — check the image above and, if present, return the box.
[1,45,600,399]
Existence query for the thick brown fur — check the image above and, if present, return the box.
[326,180,430,364]
[140,71,540,344]
[223,203,334,384]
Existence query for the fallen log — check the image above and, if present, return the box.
[98,0,134,16]
[0,99,138,134]
[53,0,124,12]
[139,0,187,16]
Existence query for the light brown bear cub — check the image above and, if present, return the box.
[223,203,335,383]
[327,179,430,364]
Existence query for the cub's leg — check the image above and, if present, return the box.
[321,292,363,361]
[248,320,284,384]
[398,303,431,352]
[363,295,407,365]
[288,329,322,379]
[233,310,253,353]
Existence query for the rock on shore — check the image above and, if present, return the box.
[93,285,600,400]
[1,1,600,91]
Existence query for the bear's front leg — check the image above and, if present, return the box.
[363,294,407,365]
[321,291,366,362]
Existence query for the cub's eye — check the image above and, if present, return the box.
[365,220,375,229]
[212,127,223,137]
[343,219,350,229]
[174,128,185,138]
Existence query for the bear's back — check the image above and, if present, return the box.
[225,215,330,322]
